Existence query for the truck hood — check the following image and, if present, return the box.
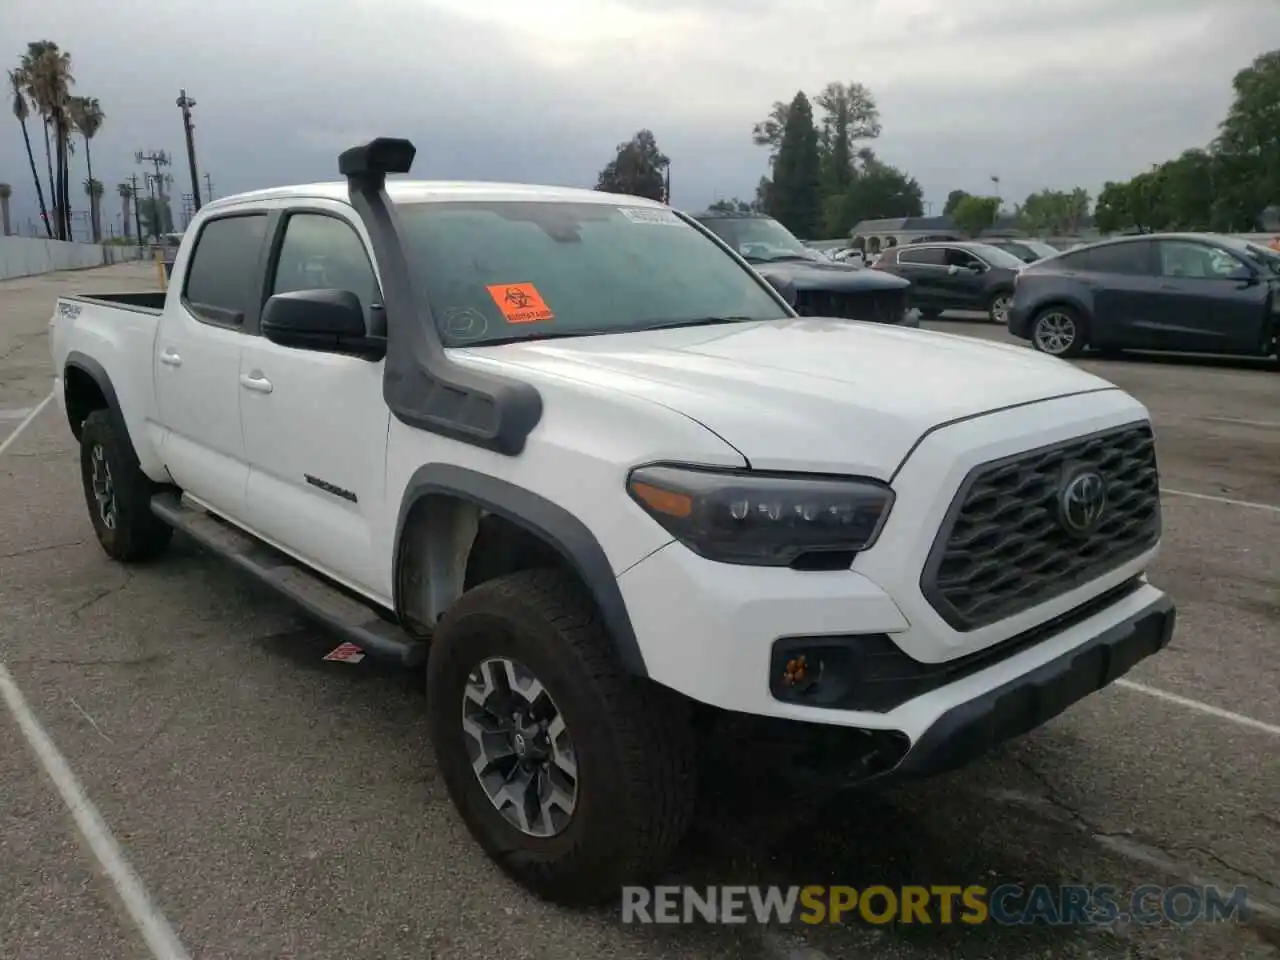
[749,257,909,292]
[466,318,1116,477]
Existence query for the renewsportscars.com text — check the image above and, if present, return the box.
[621,884,1251,926]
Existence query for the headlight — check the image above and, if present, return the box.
[626,464,894,567]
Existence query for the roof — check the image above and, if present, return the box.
[199,179,664,212]
[852,212,1096,236]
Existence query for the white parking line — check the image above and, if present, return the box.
[1115,679,1280,737]
[0,393,52,457]
[0,389,190,959]
[1200,416,1280,430]
[0,664,192,959]
[1162,488,1280,513]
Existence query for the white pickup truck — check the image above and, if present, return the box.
[50,138,1175,905]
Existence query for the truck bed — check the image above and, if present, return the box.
[67,291,166,314]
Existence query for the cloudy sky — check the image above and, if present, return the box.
[2,0,1277,234]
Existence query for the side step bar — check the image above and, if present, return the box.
[151,492,428,668]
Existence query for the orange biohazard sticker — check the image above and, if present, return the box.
[487,282,555,324]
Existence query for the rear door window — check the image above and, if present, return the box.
[898,247,946,266]
[182,213,270,327]
[1081,241,1155,276]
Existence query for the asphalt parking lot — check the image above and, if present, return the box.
[1,262,1277,960]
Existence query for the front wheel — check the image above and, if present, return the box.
[1030,306,1087,358]
[426,568,696,905]
[988,291,1014,325]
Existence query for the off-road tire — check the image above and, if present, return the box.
[79,410,173,562]
[426,567,697,906]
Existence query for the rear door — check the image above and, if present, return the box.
[154,211,270,521]
[893,246,948,309]
[1074,240,1160,348]
[1149,239,1270,353]
[238,204,391,599]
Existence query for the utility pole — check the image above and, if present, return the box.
[204,172,214,201]
[177,90,203,211]
[136,150,171,240]
[128,173,143,244]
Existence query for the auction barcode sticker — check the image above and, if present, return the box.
[619,207,681,225]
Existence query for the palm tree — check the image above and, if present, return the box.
[84,178,103,242]
[69,96,104,241]
[22,41,74,241]
[0,183,11,236]
[8,67,50,237]
[117,181,134,240]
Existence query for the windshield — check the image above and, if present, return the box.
[397,201,791,347]
[1219,237,1280,274]
[968,243,1031,270]
[1021,240,1060,258]
[696,216,817,262]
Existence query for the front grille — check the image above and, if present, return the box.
[794,288,907,324]
[921,423,1160,631]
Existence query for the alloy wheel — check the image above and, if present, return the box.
[90,444,117,530]
[1034,312,1077,355]
[462,656,578,838]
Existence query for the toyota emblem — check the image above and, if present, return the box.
[1059,469,1107,535]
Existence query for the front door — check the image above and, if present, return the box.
[1150,240,1270,353]
[239,207,391,599]
[940,247,989,309]
[154,211,271,521]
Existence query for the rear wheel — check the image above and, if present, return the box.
[1030,306,1087,358]
[78,410,173,562]
[426,568,696,905]
[988,290,1014,325]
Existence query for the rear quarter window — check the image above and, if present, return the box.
[182,213,270,327]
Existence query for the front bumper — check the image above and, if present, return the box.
[894,591,1174,776]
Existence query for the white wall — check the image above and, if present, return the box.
[0,236,143,281]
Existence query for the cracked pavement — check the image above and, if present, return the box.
[0,264,1277,960]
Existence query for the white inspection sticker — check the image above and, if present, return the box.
[618,207,681,225]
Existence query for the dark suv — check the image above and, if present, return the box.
[873,241,1025,323]
[691,210,915,327]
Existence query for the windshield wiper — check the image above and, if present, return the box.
[636,315,759,331]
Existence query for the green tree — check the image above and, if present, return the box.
[707,197,756,213]
[822,158,923,238]
[1017,188,1091,235]
[595,129,669,202]
[751,100,791,167]
[813,81,881,193]
[1093,181,1131,234]
[943,189,970,216]
[69,95,104,241]
[8,68,51,236]
[1214,49,1280,223]
[951,195,1000,237]
[768,91,822,237]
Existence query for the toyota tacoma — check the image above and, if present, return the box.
[50,138,1174,906]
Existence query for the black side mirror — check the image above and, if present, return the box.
[261,289,386,360]
[762,272,798,307]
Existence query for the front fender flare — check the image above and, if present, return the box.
[393,464,648,676]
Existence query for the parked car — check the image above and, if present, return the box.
[1008,232,1280,359]
[982,238,1061,263]
[691,210,915,326]
[51,137,1175,905]
[873,240,1026,323]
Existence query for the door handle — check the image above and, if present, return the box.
[160,349,182,367]
[239,372,273,394]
